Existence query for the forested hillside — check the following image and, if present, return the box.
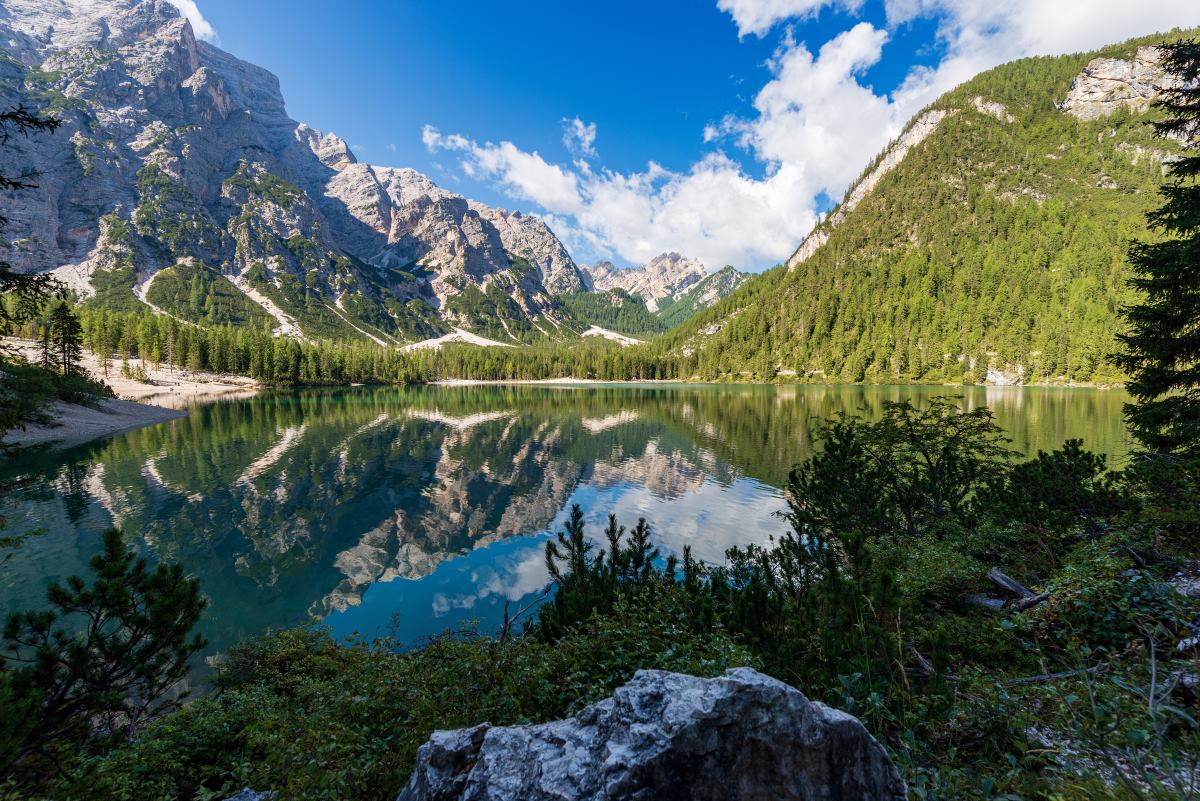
[651,30,1194,384]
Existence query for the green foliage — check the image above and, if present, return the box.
[145,261,272,327]
[1014,539,1194,654]
[559,289,666,336]
[535,505,681,641]
[0,358,111,445]
[18,396,1200,801]
[1120,453,1200,549]
[655,266,746,330]
[651,31,1198,385]
[533,401,1200,799]
[222,161,303,209]
[134,164,224,261]
[76,600,751,801]
[44,299,84,377]
[980,439,1128,534]
[442,284,535,343]
[788,397,1012,540]
[0,530,206,793]
[1114,39,1200,454]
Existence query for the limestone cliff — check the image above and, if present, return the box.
[0,0,584,342]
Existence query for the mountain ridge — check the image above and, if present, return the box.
[0,0,591,344]
[648,28,1195,384]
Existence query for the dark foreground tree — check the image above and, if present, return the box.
[0,105,63,340]
[1114,40,1200,454]
[0,529,206,789]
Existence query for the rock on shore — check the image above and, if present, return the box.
[397,667,907,801]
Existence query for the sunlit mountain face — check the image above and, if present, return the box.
[1,384,1132,668]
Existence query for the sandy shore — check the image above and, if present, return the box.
[4,398,187,448]
[4,338,259,449]
[6,338,258,409]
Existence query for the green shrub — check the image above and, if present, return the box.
[1014,540,1197,657]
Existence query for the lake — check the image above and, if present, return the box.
[0,384,1133,669]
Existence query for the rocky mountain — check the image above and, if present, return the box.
[656,265,748,329]
[584,253,718,313]
[576,252,747,333]
[653,30,1193,384]
[0,0,588,344]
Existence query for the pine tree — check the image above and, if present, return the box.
[0,529,205,788]
[1114,40,1200,454]
[48,301,83,376]
[38,312,53,371]
[0,107,62,350]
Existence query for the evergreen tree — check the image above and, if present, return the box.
[48,301,83,376]
[0,106,62,347]
[0,529,206,789]
[38,310,53,371]
[1115,40,1200,454]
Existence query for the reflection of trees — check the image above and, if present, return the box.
[58,462,90,524]
[0,384,1132,662]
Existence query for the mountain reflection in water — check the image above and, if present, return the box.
[0,384,1132,664]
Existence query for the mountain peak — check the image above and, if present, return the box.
[583,252,712,312]
[0,0,586,344]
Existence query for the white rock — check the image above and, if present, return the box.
[398,668,907,801]
[1059,46,1178,121]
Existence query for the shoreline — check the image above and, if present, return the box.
[3,398,187,449]
[433,378,678,386]
[431,377,1123,389]
[5,338,259,409]
[3,338,260,450]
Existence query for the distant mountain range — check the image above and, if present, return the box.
[651,30,1194,384]
[578,254,748,337]
[0,0,745,346]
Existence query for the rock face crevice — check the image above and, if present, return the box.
[398,668,907,801]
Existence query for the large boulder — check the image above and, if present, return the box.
[397,667,907,801]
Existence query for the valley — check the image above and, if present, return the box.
[2,2,1199,800]
[3,3,1185,389]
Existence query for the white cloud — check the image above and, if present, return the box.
[881,1,1200,113]
[426,125,585,214]
[425,1,1199,270]
[388,143,397,153]
[561,117,598,157]
[429,543,550,617]
[718,0,864,37]
[165,0,219,43]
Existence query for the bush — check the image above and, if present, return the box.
[1014,539,1197,657]
[77,592,754,801]
[0,530,205,794]
[980,439,1128,536]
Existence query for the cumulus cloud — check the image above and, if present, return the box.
[561,117,598,157]
[718,0,864,37]
[882,1,1200,112]
[429,544,550,617]
[426,0,1199,270]
[165,0,219,43]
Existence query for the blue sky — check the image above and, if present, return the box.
[179,0,1200,270]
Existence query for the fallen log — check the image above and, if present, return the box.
[987,568,1051,613]
[999,665,1107,687]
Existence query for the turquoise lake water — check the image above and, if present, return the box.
[0,383,1133,668]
